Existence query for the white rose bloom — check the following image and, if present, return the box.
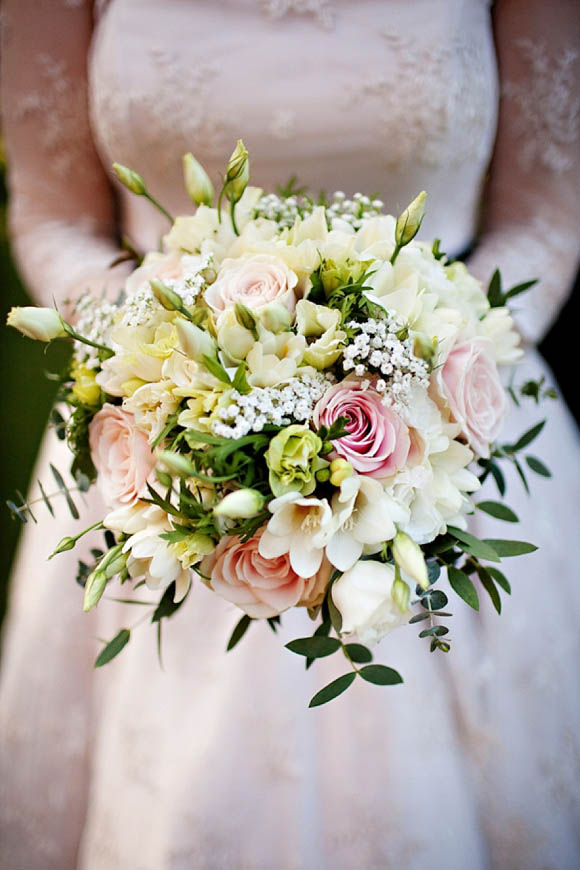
[259,491,334,578]
[205,253,298,314]
[326,475,409,572]
[332,560,410,646]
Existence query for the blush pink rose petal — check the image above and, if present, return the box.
[89,404,156,509]
[313,379,411,479]
[204,253,298,314]
[204,532,330,618]
[439,336,508,459]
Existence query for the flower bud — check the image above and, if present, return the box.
[176,318,218,363]
[157,450,196,478]
[213,488,265,519]
[225,139,249,204]
[50,535,77,558]
[329,458,354,487]
[112,162,147,195]
[315,467,331,483]
[395,191,426,248]
[258,302,292,335]
[234,302,259,337]
[392,576,410,613]
[392,530,429,590]
[83,544,126,612]
[183,152,215,206]
[7,306,67,342]
[150,278,184,312]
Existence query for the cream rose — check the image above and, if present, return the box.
[89,404,156,509]
[438,337,507,459]
[203,531,332,618]
[204,253,298,314]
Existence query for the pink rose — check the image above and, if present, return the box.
[203,531,331,618]
[204,253,298,314]
[89,404,156,509]
[439,336,507,459]
[313,379,412,479]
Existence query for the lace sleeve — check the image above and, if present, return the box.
[0,0,127,313]
[468,0,580,345]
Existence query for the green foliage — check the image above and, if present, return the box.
[358,665,403,685]
[226,614,252,651]
[94,628,131,668]
[448,527,500,562]
[481,539,538,557]
[285,636,341,658]
[476,501,518,522]
[343,643,373,664]
[487,269,538,308]
[308,673,356,707]
[526,455,551,477]
[448,566,480,610]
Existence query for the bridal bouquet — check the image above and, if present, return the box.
[8,142,548,707]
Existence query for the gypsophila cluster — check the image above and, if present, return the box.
[343,317,429,413]
[73,294,117,368]
[212,372,336,438]
[254,190,384,231]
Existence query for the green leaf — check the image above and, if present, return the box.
[409,612,431,624]
[38,479,55,517]
[151,582,187,623]
[50,463,79,519]
[476,501,519,523]
[487,461,506,497]
[512,419,545,452]
[513,457,530,495]
[448,566,480,610]
[418,625,449,638]
[309,672,356,707]
[447,527,500,562]
[202,354,231,384]
[358,665,403,686]
[427,560,441,584]
[232,363,251,394]
[482,539,538,557]
[487,566,511,594]
[328,583,343,634]
[94,629,131,668]
[487,269,503,307]
[422,590,448,610]
[477,567,501,614]
[343,643,373,664]
[526,455,551,477]
[504,278,537,300]
[285,636,341,658]
[6,499,28,523]
[226,614,252,651]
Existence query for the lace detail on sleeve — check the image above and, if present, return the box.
[503,39,580,174]
[259,0,335,29]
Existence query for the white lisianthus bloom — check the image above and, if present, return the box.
[259,491,334,577]
[331,560,410,646]
[122,379,180,443]
[246,333,309,388]
[295,299,346,369]
[480,307,524,364]
[326,475,409,571]
[7,306,67,341]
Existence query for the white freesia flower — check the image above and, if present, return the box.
[122,379,180,443]
[259,491,334,577]
[481,307,524,364]
[122,512,191,602]
[331,559,410,646]
[326,475,409,571]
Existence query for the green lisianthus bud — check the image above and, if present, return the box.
[7,306,67,342]
[392,576,411,613]
[266,424,327,497]
[176,318,219,364]
[112,162,147,195]
[183,152,215,206]
[224,139,249,204]
[150,278,184,312]
[392,530,429,590]
[157,450,196,478]
[395,191,426,248]
[213,488,265,519]
[234,302,259,338]
[83,543,126,612]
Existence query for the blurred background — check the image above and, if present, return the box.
[0,153,578,629]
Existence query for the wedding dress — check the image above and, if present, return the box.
[1,1,579,868]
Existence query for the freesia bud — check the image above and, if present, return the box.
[176,318,218,363]
[157,450,196,478]
[225,139,249,204]
[258,302,292,335]
[234,302,259,337]
[395,191,426,248]
[392,576,411,613]
[392,530,429,590]
[7,306,67,342]
[150,278,184,312]
[213,488,265,519]
[112,162,146,195]
[183,152,214,206]
[329,458,354,487]
[83,544,126,612]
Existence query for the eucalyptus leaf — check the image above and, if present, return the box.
[38,479,55,516]
[448,566,480,610]
[418,625,449,638]
[358,665,403,686]
[343,643,373,664]
[285,636,341,658]
[409,612,431,624]
[447,527,500,562]
[309,672,356,707]
[482,539,538,557]
[526,455,551,477]
[226,614,252,651]
[476,501,518,522]
[427,560,441,584]
[424,590,448,610]
[94,628,131,668]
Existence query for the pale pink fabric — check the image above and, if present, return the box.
[1,2,579,869]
